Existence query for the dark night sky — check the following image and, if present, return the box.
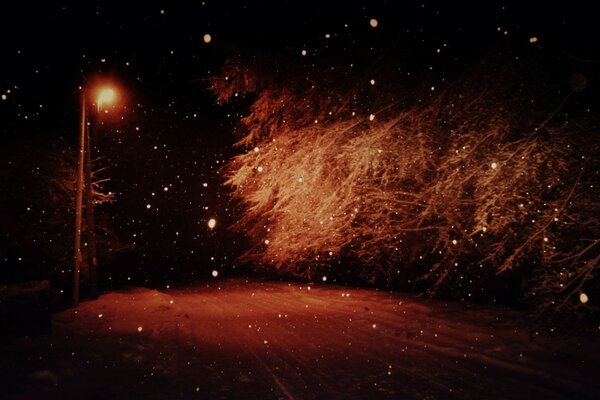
[1,1,598,285]
[2,1,597,129]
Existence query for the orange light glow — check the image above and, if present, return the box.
[96,87,117,111]
[208,218,217,229]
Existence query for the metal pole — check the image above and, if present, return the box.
[84,122,98,299]
[73,91,86,307]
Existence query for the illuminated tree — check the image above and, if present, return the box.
[210,53,599,321]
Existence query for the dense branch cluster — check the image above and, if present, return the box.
[0,141,119,284]
[210,54,599,322]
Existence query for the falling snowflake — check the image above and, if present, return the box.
[370,18,378,28]
[208,218,216,229]
[580,293,589,304]
[212,270,219,278]
[203,34,212,43]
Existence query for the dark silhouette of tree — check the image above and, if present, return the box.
[210,51,599,326]
[0,137,125,294]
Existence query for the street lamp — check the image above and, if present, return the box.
[73,85,117,306]
[97,88,116,111]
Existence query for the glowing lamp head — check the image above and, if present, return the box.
[208,218,217,229]
[98,88,115,103]
[96,87,117,111]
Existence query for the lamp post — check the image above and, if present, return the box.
[73,86,117,306]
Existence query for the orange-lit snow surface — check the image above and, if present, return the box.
[1,279,599,399]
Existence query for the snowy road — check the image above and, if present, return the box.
[1,279,599,399]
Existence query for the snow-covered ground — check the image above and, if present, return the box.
[1,279,598,399]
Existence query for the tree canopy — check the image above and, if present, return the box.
[210,49,599,325]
